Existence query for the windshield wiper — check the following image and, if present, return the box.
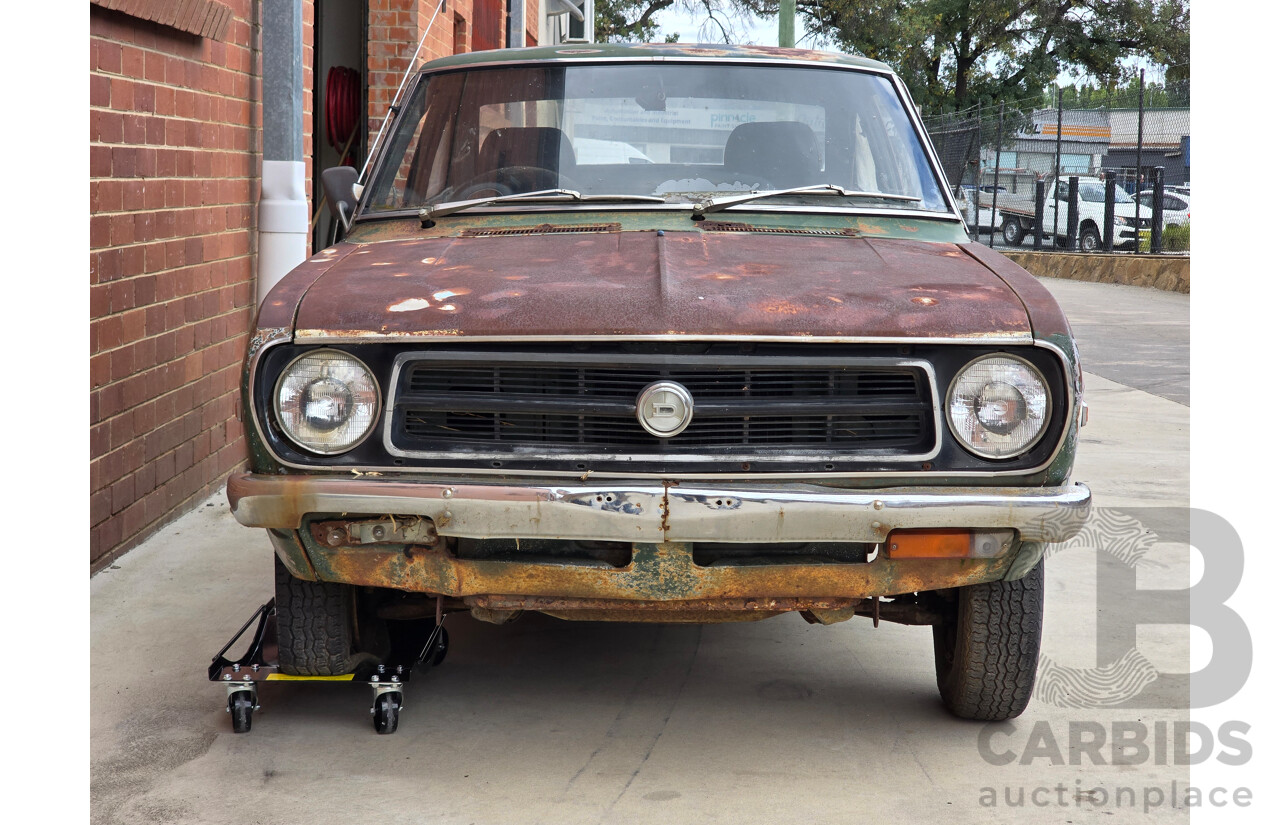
[692,184,922,218]
[420,189,666,224]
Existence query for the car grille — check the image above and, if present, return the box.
[388,352,936,460]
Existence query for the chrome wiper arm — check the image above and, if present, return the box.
[420,190,668,222]
[420,189,582,221]
[693,184,922,217]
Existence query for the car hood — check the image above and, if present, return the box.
[289,230,1034,340]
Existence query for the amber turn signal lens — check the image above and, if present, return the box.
[885,529,972,558]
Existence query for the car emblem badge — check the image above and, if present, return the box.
[636,381,694,438]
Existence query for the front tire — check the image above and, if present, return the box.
[274,556,387,676]
[1079,224,1101,252]
[1001,218,1025,246]
[932,559,1044,720]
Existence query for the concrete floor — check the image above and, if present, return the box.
[91,278,1191,824]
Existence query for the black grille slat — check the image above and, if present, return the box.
[394,354,935,459]
[401,411,929,448]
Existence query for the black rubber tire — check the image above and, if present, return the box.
[1079,224,1101,252]
[274,556,385,676]
[932,559,1044,721]
[373,693,400,735]
[1001,218,1025,246]
[229,691,254,734]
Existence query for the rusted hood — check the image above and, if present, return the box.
[291,230,1033,340]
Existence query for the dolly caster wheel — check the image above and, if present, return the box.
[372,691,401,734]
[229,691,255,733]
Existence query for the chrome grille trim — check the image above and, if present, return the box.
[382,351,942,464]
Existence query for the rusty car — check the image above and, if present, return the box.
[229,43,1091,722]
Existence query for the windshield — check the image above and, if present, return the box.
[365,63,950,214]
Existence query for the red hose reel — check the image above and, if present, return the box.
[325,66,360,166]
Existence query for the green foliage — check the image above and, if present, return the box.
[1055,76,1189,109]
[595,0,677,42]
[1162,221,1190,252]
[761,0,1190,115]
[595,0,746,43]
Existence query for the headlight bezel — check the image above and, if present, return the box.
[945,353,1053,460]
[272,349,383,455]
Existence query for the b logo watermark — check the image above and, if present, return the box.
[974,508,1256,811]
[1033,507,1251,709]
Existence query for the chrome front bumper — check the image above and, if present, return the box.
[228,474,1091,545]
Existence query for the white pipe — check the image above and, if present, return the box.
[257,160,309,307]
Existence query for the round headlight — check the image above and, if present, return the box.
[947,355,1050,459]
[274,350,380,454]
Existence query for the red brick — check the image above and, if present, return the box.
[118,500,146,540]
[97,180,123,212]
[112,146,137,178]
[95,109,124,144]
[96,40,122,74]
[143,182,164,210]
[137,148,157,177]
[121,244,145,277]
[91,489,112,526]
[90,215,110,249]
[144,51,166,83]
[144,116,165,144]
[133,83,156,113]
[91,146,113,177]
[107,214,134,246]
[121,45,145,79]
[110,347,135,382]
[110,77,134,111]
[122,113,146,143]
[155,85,175,116]
[95,316,123,350]
[96,517,123,558]
[90,74,112,107]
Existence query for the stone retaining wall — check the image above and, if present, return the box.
[1000,250,1190,293]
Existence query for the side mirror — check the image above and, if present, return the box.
[321,166,360,232]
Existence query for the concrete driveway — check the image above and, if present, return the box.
[91,277,1191,824]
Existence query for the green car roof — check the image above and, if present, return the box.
[416,42,892,74]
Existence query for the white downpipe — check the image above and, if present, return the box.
[258,160,309,307]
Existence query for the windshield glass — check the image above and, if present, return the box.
[365,63,950,214]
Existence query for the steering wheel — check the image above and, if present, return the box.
[448,166,580,201]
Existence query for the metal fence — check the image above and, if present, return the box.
[922,77,1191,254]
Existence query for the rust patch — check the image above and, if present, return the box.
[290,232,1034,340]
[246,327,290,360]
[759,300,803,315]
[305,542,1009,602]
[469,595,858,612]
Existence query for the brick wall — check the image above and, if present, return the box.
[367,0,496,140]
[89,1,316,570]
[91,0,534,570]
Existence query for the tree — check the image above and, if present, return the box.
[738,0,1189,114]
[595,0,753,43]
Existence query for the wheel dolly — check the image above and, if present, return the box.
[208,598,449,734]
